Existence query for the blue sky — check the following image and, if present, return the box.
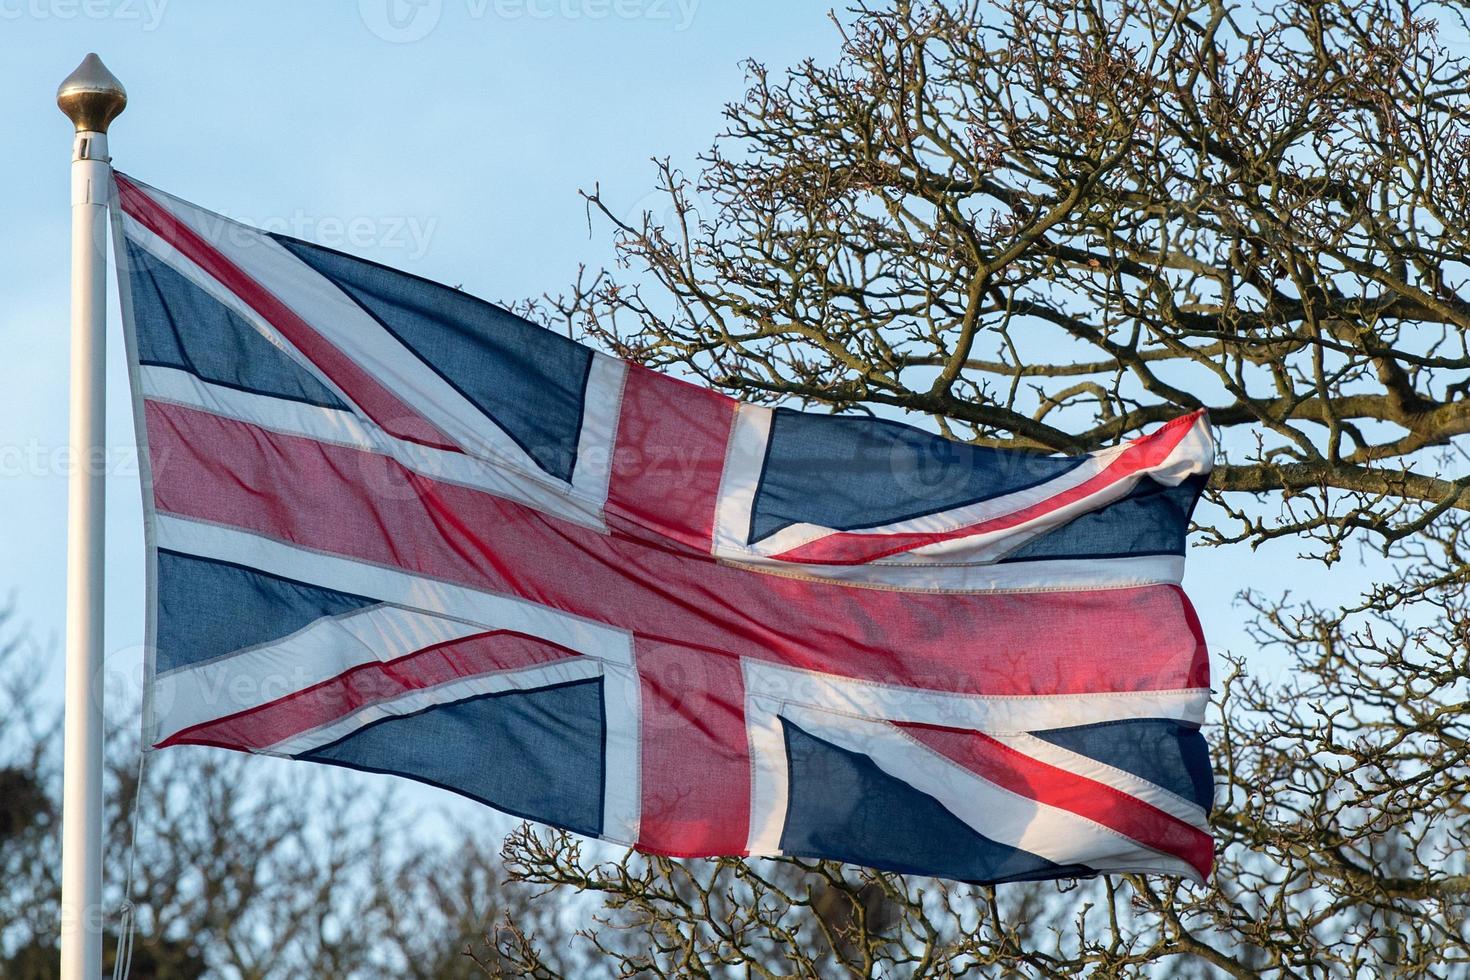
[1,1,1361,825]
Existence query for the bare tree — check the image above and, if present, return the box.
[0,608,63,976]
[488,0,1470,975]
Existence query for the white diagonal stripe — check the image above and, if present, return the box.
[121,212,362,420]
[152,604,488,742]
[988,730,1211,830]
[265,659,605,757]
[140,365,606,529]
[776,704,1202,880]
[127,179,624,503]
[731,414,1214,562]
[742,452,1106,558]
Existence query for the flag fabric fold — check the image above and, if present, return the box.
[112,172,1217,884]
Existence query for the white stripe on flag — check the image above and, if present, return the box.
[152,603,489,742]
[775,703,1202,879]
[740,660,1210,733]
[264,658,604,756]
[987,730,1212,830]
[139,365,607,530]
[711,403,773,557]
[721,552,1187,593]
[743,447,1110,558]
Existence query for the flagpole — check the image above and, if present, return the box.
[56,53,125,980]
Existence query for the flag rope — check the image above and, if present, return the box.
[110,749,146,980]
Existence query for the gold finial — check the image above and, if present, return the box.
[57,54,127,134]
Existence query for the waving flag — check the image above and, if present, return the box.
[112,173,1217,884]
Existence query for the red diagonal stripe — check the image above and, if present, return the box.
[115,173,461,453]
[162,629,583,752]
[772,411,1206,565]
[897,721,1214,878]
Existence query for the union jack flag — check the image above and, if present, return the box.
[113,173,1217,884]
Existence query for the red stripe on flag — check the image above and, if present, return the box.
[605,363,737,556]
[161,629,582,752]
[115,174,461,453]
[144,400,1211,699]
[636,639,752,856]
[146,401,1211,695]
[772,411,1205,565]
[897,721,1215,879]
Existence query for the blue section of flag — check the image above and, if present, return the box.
[155,551,379,675]
[778,720,1093,883]
[749,409,1084,544]
[299,679,606,837]
[1032,719,1214,810]
[1000,475,1208,562]
[124,240,348,409]
[273,236,593,482]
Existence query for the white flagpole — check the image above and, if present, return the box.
[56,53,125,980]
